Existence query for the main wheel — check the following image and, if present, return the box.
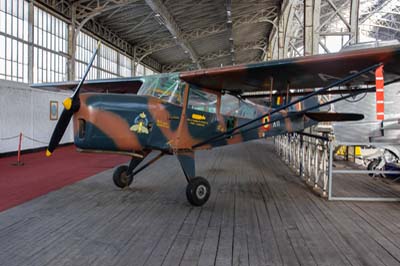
[113,165,133,188]
[186,177,211,206]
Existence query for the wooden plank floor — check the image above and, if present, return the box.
[1,140,400,266]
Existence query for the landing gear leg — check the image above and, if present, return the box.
[113,151,165,189]
[177,152,211,206]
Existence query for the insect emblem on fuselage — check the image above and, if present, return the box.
[130,112,149,134]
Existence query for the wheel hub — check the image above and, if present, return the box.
[121,172,129,184]
[196,185,207,199]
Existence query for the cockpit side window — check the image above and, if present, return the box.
[221,94,258,119]
[221,94,240,116]
[188,87,217,113]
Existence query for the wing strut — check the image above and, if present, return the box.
[192,63,383,149]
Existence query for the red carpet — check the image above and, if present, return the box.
[0,145,128,212]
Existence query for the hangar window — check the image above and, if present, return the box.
[145,67,154,76]
[120,53,132,77]
[0,0,29,82]
[136,64,145,76]
[33,6,68,83]
[76,31,98,80]
[76,32,136,80]
[98,44,118,79]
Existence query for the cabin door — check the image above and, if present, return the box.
[184,87,221,143]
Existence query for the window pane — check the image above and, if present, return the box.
[32,5,68,83]
[188,88,217,113]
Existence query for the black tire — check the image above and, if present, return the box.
[186,177,211,206]
[113,165,133,188]
[367,159,380,177]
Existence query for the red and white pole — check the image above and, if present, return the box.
[375,65,384,121]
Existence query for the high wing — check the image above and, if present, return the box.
[30,77,143,94]
[180,45,400,94]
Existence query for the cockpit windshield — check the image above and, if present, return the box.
[137,73,184,105]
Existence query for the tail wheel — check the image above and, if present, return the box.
[367,159,380,177]
[186,177,211,206]
[113,165,133,188]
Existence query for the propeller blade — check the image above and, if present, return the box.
[46,109,73,156]
[46,41,101,156]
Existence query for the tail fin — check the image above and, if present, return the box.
[305,112,364,122]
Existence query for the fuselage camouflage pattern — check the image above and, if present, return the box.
[72,73,319,156]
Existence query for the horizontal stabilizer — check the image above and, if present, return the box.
[305,112,364,122]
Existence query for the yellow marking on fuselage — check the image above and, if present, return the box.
[192,114,206,120]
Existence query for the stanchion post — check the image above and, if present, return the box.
[12,132,24,166]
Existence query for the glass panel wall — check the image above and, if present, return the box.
[0,0,156,83]
[33,6,68,83]
[98,43,118,79]
[75,31,98,80]
[119,53,132,77]
[0,0,28,82]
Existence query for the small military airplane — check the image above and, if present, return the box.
[33,43,400,206]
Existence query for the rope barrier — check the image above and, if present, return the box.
[1,134,48,145]
[23,135,48,145]
[0,135,20,140]
[2,132,50,166]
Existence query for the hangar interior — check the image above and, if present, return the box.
[1,0,400,153]
[1,0,400,266]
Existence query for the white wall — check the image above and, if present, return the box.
[0,80,73,154]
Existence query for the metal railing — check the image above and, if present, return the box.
[328,142,400,202]
[275,136,400,201]
[275,133,330,197]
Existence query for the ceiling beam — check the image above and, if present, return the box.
[136,6,278,57]
[144,0,203,69]
[359,0,394,24]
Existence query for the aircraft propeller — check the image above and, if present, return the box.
[46,41,101,157]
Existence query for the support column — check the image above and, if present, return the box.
[283,3,295,58]
[97,45,101,79]
[117,51,121,77]
[349,0,359,45]
[278,11,285,59]
[132,47,137,76]
[268,31,278,60]
[27,0,34,83]
[67,3,77,81]
[304,0,321,56]
[276,0,297,59]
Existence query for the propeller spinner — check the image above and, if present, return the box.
[46,41,101,157]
